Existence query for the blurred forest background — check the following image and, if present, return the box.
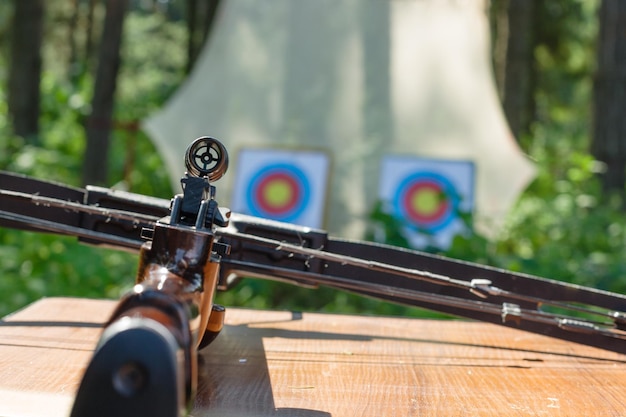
[1,0,626,318]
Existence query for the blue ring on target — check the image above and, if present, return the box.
[246,163,311,222]
[393,171,459,233]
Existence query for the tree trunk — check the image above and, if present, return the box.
[82,0,128,186]
[185,0,198,75]
[501,0,536,142]
[67,0,80,84]
[592,0,626,194]
[185,0,221,74]
[7,0,44,143]
[84,0,98,73]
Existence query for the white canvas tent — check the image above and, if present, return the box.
[143,0,535,239]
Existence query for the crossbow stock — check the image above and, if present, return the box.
[0,137,625,416]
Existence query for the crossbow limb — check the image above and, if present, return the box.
[0,137,625,415]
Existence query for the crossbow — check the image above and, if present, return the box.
[0,137,625,416]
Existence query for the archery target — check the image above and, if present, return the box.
[231,149,330,228]
[379,156,474,249]
[395,172,458,232]
[247,164,310,221]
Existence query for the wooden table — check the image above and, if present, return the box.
[0,297,624,416]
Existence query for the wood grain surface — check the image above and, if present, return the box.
[0,297,624,416]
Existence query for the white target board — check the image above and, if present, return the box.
[379,155,475,249]
[231,148,330,228]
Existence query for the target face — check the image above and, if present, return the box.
[379,156,474,249]
[395,172,458,232]
[231,149,330,228]
[246,164,310,221]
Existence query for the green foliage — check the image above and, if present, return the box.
[117,12,187,120]
[529,0,598,151]
[0,9,182,317]
[446,145,626,295]
[0,232,137,316]
[364,201,412,249]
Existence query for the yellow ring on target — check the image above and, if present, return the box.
[263,179,293,208]
[412,188,440,217]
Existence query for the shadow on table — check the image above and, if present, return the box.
[194,312,334,417]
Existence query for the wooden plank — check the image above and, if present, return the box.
[0,298,110,417]
[0,297,624,416]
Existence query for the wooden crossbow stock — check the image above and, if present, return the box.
[0,137,624,416]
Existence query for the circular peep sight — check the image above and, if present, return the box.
[184,137,229,182]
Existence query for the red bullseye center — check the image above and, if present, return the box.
[255,173,300,214]
[402,181,449,223]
